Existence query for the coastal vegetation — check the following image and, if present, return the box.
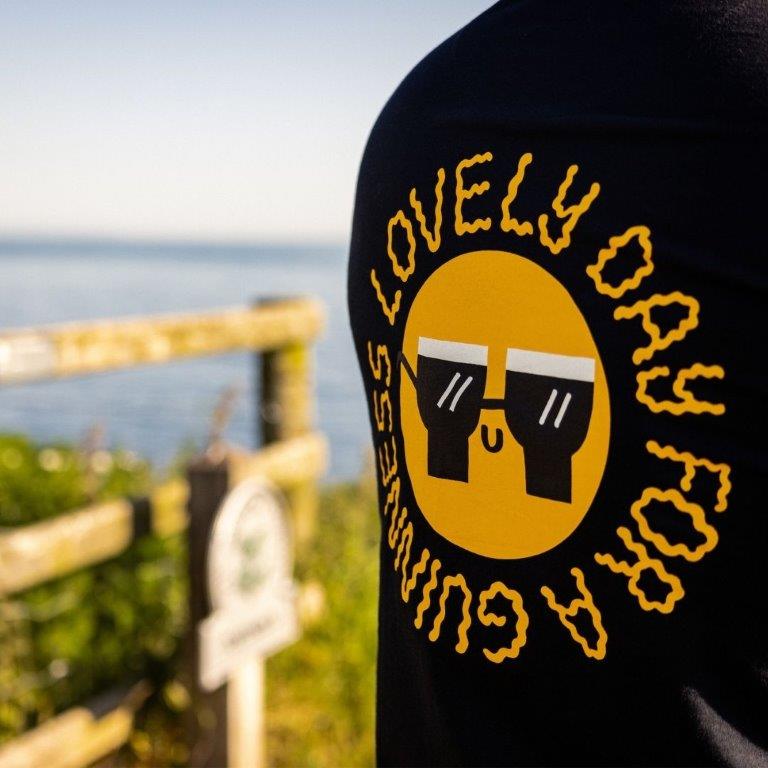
[0,433,378,767]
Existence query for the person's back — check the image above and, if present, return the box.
[348,2,768,765]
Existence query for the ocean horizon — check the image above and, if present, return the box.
[0,237,370,480]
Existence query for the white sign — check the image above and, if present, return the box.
[199,476,299,692]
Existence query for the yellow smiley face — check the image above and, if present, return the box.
[400,250,611,559]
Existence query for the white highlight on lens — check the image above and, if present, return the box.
[506,347,595,382]
[449,376,473,412]
[539,388,559,425]
[554,392,572,429]
[419,337,488,366]
[436,372,461,408]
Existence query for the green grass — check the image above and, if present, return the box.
[267,480,379,768]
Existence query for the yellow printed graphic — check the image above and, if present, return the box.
[383,477,400,518]
[378,435,398,486]
[586,225,654,299]
[646,440,731,513]
[500,153,534,236]
[367,342,392,386]
[370,269,402,326]
[636,364,725,416]
[540,567,607,660]
[477,581,529,663]
[394,521,412,570]
[401,250,610,559]
[373,390,393,433]
[401,548,430,602]
[387,210,417,282]
[614,291,699,365]
[538,165,600,255]
[595,527,685,613]
[410,169,446,253]
[387,503,407,550]
[428,574,472,653]
[368,150,734,664]
[414,559,441,629]
[455,152,493,235]
[630,488,718,562]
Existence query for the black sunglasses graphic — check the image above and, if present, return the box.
[400,337,595,503]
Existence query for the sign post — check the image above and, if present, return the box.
[186,458,299,768]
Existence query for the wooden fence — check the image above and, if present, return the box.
[0,298,327,768]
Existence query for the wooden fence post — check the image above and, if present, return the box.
[259,338,318,548]
[184,455,230,768]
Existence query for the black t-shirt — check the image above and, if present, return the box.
[347,2,768,765]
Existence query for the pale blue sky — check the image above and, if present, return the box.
[0,1,494,243]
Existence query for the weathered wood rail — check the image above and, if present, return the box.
[0,682,151,768]
[0,433,327,597]
[0,298,324,383]
[0,297,327,767]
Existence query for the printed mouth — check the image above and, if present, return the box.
[480,424,504,453]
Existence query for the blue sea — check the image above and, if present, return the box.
[0,239,369,480]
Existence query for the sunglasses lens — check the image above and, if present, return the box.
[415,338,488,482]
[504,349,595,503]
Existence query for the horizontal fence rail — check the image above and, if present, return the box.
[0,681,151,768]
[0,298,325,384]
[0,433,327,597]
